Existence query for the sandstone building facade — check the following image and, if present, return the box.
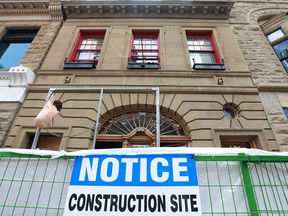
[1,0,288,152]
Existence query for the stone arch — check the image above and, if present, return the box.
[248,8,288,25]
[96,104,190,148]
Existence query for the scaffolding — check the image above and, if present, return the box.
[31,87,161,149]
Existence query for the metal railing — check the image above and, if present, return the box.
[31,87,161,149]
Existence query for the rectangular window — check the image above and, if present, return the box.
[186,31,224,70]
[272,39,288,72]
[220,135,257,148]
[0,29,38,68]
[266,29,288,73]
[128,30,160,69]
[65,31,105,69]
[27,134,61,150]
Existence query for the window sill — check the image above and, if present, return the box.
[64,62,96,69]
[127,62,159,69]
[193,63,225,70]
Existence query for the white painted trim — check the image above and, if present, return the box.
[0,65,35,102]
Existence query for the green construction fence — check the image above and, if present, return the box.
[0,148,287,216]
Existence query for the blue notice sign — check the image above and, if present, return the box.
[64,154,202,216]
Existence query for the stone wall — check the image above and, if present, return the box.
[21,21,62,71]
[0,103,20,147]
[230,2,288,84]
[3,0,288,151]
[4,90,274,151]
[230,1,288,150]
[0,21,62,147]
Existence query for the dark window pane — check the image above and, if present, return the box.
[273,40,288,60]
[96,142,122,149]
[282,59,288,72]
[283,108,288,118]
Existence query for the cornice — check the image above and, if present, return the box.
[0,0,63,21]
[0,0,234,20]
[62,0,234,20]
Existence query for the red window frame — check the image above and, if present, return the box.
[186,31,221,64]
[68,31,105,64]
[129,30,160,65]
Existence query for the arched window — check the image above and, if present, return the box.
[96,111,188,148]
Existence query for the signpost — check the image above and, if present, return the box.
[64,154,202,215]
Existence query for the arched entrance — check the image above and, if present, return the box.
[96,111,189,148]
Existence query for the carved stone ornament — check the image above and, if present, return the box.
[61,0,234,19]
[0,0,63,20]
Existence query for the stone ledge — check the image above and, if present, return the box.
[26,85,259,95]
[258,84,288,92]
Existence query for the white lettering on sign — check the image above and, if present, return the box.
[173,158,189,182]
[101,157,119,182]
[78,157,189,183]
[79,158,99,181]
[64,154,202,215]
[121,158,138,182]
[140,158,147,182]
[151,158,169,182]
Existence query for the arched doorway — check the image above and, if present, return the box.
[96,111,189,148]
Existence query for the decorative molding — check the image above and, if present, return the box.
[8,65,35,87]
[0,65,35,103]
[0,0,63,20]
[62,0,234,19]
[49,0,64,20]
[0,0,233,20]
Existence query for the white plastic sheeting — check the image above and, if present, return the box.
[0,157,72,216]
[197,161,249,215]
[249,162,288,215]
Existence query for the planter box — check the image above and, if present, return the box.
[64,62,96,69]
[127,62,159,69]
[193,63,225,70]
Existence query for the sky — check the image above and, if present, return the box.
[0,43,30,68]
